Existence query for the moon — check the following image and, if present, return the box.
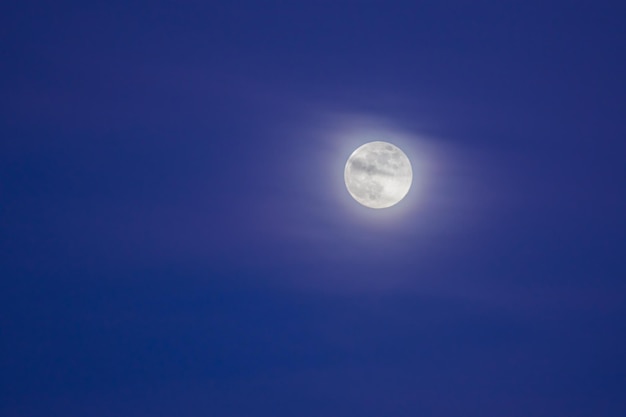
[344,141,412,209]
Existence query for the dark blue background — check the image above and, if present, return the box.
[2,1,625,416]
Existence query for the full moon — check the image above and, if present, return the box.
[344,141,412,209]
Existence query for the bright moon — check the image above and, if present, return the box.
[344,141,412,209]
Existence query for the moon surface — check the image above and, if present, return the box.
[344,141,412,209]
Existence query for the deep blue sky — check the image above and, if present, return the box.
[2,1,625,416]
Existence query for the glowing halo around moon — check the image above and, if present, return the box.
[344,141,413,209]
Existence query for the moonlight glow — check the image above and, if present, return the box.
[344,141,412,209]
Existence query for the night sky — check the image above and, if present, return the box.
[2,1,626,416]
